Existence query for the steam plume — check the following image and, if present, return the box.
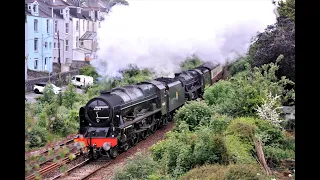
[93,0,277,77]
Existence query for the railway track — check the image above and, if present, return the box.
[52,159,111,180]
[26,138,75,161]
[25,138,78,180]
[25,151,82,180]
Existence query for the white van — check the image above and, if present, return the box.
[71,75,93,88]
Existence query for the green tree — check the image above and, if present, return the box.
[249,17,295,82]
[79,65,99,79]
[180,54,203,71]
[174,101,212,131]
[278,0,295,22]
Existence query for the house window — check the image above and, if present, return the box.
[54,42,56,49]
[65,40,69,51]
[34,19,38,32]
[34,38,38,51]
[83,20,85,31]
[92,22,94,32]
[65,23,69,33]
[76,21,79,31]
[46,19,50,33]
[34,58,38,69]
[45,42,48,48]
[76,36,79,47]
[45,57,48,70]
[54,21,58,33]
[87,21,89,31]
[49,42,52,49]
[66,58,70,63]
[33,4,37,13]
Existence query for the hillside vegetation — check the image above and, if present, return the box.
[112,1,295,179]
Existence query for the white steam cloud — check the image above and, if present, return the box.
[94,0,277,77]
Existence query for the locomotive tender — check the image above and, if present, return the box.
[74,63,224,159]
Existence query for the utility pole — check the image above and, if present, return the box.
[42,34,44,71]
[57,30,61,69]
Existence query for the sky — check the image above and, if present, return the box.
[93,0,277,77]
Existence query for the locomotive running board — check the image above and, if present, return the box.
[119,109,161,129]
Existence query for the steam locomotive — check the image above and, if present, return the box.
[74,63,224,159]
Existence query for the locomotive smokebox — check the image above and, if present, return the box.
[85,97,113,127]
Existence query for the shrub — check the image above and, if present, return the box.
[37,84,56,104]
[193,129,229,165]
[224,164,268,180]
[207,114,232,134]
[180,54,203,71]
[254,119,286,146]
[204,62,294,117]
[119,64,155,85]
[179,164,268,180]
[62,84,79,109]
[113,151,161,180]
[79,65,99,79]
[255,92,283,127]
[179,164,226,180]
[224,117,257,164]
[263,146,295,168]
[204,80,234,107]
[28,125,48,148]
[174,101,212,131]
[228,56,251,76]
[151,127,229,178]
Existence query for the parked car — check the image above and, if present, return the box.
[33,82,62,94]
[71,75,94,88]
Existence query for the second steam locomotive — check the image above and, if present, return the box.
[74,63,224,159]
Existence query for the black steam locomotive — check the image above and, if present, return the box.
[74,63,224,159]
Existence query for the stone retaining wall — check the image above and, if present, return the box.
[25,70,79,92]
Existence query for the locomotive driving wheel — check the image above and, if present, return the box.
[150,123,158,134]
[109,146,119,159]
[130,133,139,146]
[140,130,148,140]
[122,142,129,152]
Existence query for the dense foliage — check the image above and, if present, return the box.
[278,0,295,22]
[174,101,212,130]
[180,54,203,71]
[79,65,99,79]
[114,61,295,179]
[204,60,294,117]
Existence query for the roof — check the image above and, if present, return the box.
[44,0,70,7]
[81,9,92,20]
[69,7,84,19]
[80,31,97,40]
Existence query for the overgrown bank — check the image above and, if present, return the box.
[112,59,295,180]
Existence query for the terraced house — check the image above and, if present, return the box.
[25,0,54,72]
[51,6,73,65]
[25,0,109,75]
